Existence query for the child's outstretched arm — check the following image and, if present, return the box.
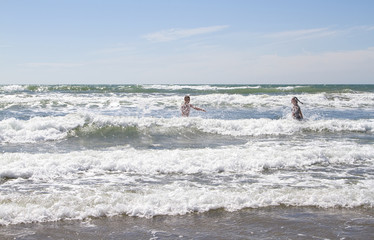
[191,105,206,112]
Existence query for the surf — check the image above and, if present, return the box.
[1,114,373,144]
[1,140,373,225]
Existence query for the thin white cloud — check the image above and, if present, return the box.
[263,25,374,42]
[8,47,374,84]
[135,47,374,84]
[22,62,85,68]
[265,28,336,40]
[144,25,229,42]
[352,25,374,32]
[244,47,374,83]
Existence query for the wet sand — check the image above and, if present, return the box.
[1,207,374,240]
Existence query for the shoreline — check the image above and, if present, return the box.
[1,207,374,240]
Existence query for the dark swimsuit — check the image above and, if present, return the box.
[292,105,302,120]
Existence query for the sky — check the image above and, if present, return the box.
[1,0,374,85]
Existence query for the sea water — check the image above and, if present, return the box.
[1,84,374,238]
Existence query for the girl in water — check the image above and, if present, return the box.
[181,95,206,117]
[291,97,304,120]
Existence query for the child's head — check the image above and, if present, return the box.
[291,97,297,105]
[291,97,303,105]
[184,95,190,103]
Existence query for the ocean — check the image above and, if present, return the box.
[1,84,374,239]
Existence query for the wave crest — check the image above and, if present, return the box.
[1,114,373,144]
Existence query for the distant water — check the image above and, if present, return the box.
[1,84,374,238]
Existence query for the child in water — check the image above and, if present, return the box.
[291,97,303,120]
[181,95,206,117]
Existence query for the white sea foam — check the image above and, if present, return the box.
[276,86,304,91]
[1,85,373,226]
[1,114,373,143]
[142,84,261,91]
[1,182,372,225]
[1,92,373,115]
[0,85,26,92]
[1,140,372,177]
[1,141,373,225]
[0,115,86,143]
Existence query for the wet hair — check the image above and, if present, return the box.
[292,97,303,104]
[184,95,190,101]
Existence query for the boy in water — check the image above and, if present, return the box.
[291,97,303,120]
[181,95,206,117]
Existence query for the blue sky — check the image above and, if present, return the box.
[1,0,374,84]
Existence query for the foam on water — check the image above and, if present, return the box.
[1,84,373,226]
[0,115,86,143]
[1,182,373,225]
[1,140,373,225]
[1,140,373,177]
[1,114,373,143]
[276,86,304,91]
[1,91,374,114]
[0,85,27,92]
[142,84,262,91]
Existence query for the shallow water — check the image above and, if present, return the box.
[1,84,373,238]
[1,207,374,240]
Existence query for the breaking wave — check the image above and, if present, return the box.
[1,114,373,144]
